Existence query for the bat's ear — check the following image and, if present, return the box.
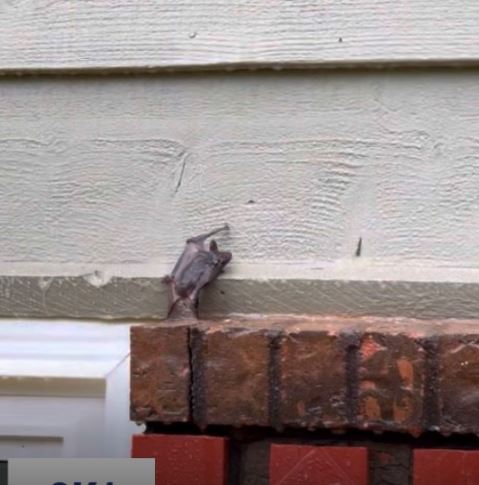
[209,239,218,251]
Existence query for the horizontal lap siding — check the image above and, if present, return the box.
[1,72,479,265]
[0,1,478,71]
[2,5,479,317]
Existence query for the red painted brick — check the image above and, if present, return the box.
[192,322,270,427]
[278,329,348,429]
[132,434,228,485]
[130,323,191,423]
[358,332,425,433]
[437,335,479,434]
[270,444,368,485]
[414,449,479,485]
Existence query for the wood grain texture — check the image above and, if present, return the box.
[1,1,479,71]
[1,70,479,318]
[2,71,479,264]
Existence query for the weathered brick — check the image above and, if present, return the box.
[414,449,479,485]
[278,328,348,429]
[357,332,425,433]
[269,444,368,485]
[132,434,229,485]
[129,315,479,436]
[130,323,191,423]
[437,335,479,434]
[370,444,411,485]
[234,440,270,485]
[191,322,270,427]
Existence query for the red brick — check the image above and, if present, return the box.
[437,335,479,434]
[414,449,479,485]
[132,434,228,485]
[269,444,368,485]
[130,323,191,423]
[129,316,479,436]
[278,329,348,429]
[192,322,270,427]
[357,332,425,433]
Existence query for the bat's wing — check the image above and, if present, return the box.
[173,252,208,296]
[170,225,228,280]
[166,251,220,318]
[165,225,231,319]
[170,241,200,280]
[189,253,229,301]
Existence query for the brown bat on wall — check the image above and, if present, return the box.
[163,224,232,319]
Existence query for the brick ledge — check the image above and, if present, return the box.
[130,315,479,436]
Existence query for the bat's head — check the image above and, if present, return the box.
[210,239,232,272]
[218,250,232,271]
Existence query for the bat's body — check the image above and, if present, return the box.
[164,225,232,319]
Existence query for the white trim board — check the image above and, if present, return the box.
[0,320,130,379]
[0,320,142,458]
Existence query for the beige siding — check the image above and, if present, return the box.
[2,72,479,264]
[1,4,478,319]
[1,71,479,319]
[0,1,478,71]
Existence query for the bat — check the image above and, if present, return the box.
[163,224,232,319]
